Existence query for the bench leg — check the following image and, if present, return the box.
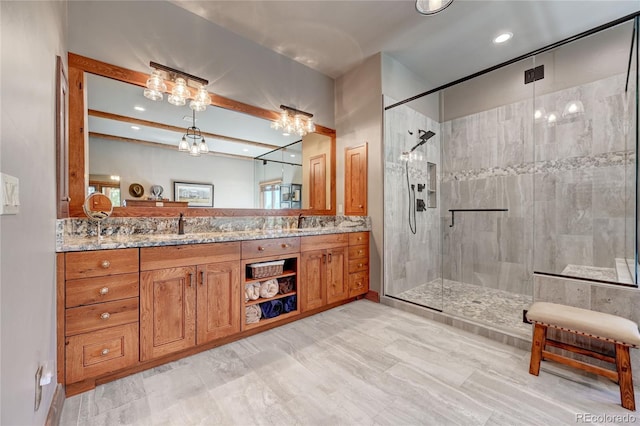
[529,323,547,376]
[616,344,636,411]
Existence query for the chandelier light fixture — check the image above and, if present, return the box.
[143,62,211,112]
[270,105,316,137]
[179,108,209,157]
[415,0,453,15]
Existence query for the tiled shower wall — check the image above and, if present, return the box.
[441,72,634,293]
[384,98,442,299]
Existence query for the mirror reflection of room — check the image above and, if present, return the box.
[86,73,332,210]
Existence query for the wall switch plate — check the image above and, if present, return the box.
[0,173,19,215]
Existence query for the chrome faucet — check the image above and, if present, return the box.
[297,213,304,229]
[178,213,185,235]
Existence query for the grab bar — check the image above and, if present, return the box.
[448,209,508,228]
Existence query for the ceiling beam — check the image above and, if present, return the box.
[89,132,254,161]
[88,109,280,150]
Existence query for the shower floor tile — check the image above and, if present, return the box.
[561,264,618,282]
[395,280,532,336]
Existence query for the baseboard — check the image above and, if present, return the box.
[45,384,65,426]
[365,290,380,303]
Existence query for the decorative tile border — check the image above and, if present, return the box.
[441,151,633,182]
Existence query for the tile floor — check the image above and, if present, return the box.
[61,300,637,426]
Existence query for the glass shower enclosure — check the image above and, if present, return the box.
[383,16,639,337]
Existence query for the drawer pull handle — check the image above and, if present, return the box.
[358,263,363,267]
[359,204,363,208]
[188,272,194,287]
[200,270,205,286]
[99,287,109,295]
[281,243,290,248]
[358,250,363,254]
[101,260,111,269]
[100,312,111,320]
[257,246,265,251]
[322,254,326,264]
[101,348,110,356]
[328,253,332,263]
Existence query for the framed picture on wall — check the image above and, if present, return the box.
[173,181,214,207]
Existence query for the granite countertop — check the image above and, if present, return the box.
[57,226,370,252]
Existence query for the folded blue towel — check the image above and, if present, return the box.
[260,299,283,319]
[282,295,297,313]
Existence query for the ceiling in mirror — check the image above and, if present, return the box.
[87,74,303,158]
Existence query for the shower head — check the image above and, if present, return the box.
[409,130,435,152]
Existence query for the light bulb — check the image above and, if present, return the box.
[189,141,200,156]
[547,112,557,126]
[168,78,191,106]
[198,138,209,154]
[178,136,189,152]
[190,86,210,111]
[143,70,166,101]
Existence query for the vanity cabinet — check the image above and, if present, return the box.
[299,234,349,311]
[63,248,140,384]
[348,232,370,297]
[139,243,241,361]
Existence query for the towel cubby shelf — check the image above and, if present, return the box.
[241,243,300,330]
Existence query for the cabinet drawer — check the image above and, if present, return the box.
[349,271,369,297]
[66,298,139,336]
[348,257,369,273]
[300,234,348,251]
[66,248,139,280]
[348,232,369,246]
[348,244,368,260]
[242,237,300,259]
[66,273,139,308]
[65,323,139,384]
[140,242,240,271]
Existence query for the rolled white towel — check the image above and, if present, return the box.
[246,305,262,324]
[259,278,279,298]
[245,282,260,301]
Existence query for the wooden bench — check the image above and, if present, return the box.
[526,302,640,411]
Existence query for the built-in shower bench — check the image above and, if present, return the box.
[526,302,640,411]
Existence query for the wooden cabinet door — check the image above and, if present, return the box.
[345,143,367,215]
[196,261,240,344]
[326,247,348,304]
[309,154,327,210]
[140,266,196,361]
[300,250,326,312]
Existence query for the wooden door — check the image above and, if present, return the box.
[300,250,326,311]
[196,261,240,344]
[309,154,326,210]
[140,266,196,361]
[345,143,368,215]
[326,246,348,304]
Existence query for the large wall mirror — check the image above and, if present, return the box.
[66,53,336,217]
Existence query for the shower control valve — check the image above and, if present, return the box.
[417,183,425,192]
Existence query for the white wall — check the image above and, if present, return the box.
[335,54,383,292]
[90,137,255,208]
[382,53,440,121]
[68,1,335,129]
[1,1,67,424]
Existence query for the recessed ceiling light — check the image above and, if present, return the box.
[131,126,140,130]
[134,106,145,112]
[493,32,513,44]
[290,154,296,158]
[242,148,249,152]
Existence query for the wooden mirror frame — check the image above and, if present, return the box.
[66,53,336,217]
